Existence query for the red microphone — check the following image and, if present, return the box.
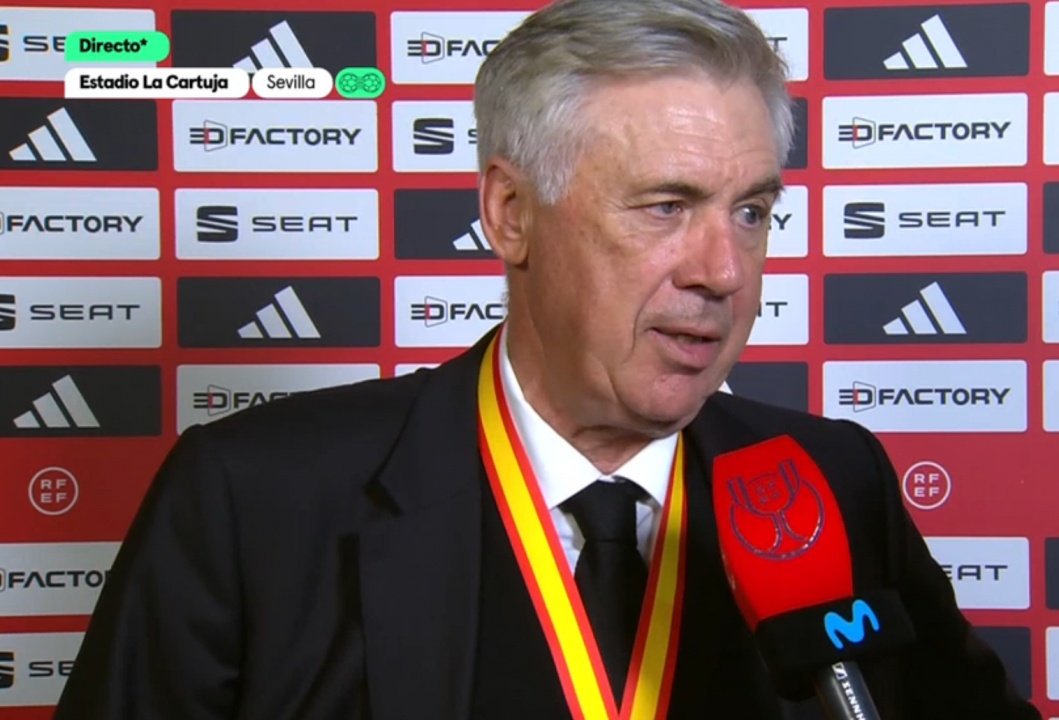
[713,435,914,719]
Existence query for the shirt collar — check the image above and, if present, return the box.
[498,326,677,510]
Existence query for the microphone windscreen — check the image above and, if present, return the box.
[712,435,853,629]
[712,435,916,698]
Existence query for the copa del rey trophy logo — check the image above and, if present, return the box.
[726,457,824,561]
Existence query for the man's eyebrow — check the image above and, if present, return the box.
[637,181,711,200]
[739,176,785,201]
[635,176,786,202]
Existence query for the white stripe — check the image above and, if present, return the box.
[921,15,967,69]
[269,21,312,68]
[883,318,909,335]
[33,393,70,427]
[13,410,39,428]
[454,220,489,250]
[256,304,291,338]
[233,56,258,73]
[453,233,478,250]
[902,34,938,69]
[9,144,35,161]
[919,282,967,334]
[47,108,96,161]
[250,37,284,68]
[274,287,320,338]
[883,52,909,70]
[238,322,263,338]
[469,219,487,249]
[27,125,65,161]
[52,375,100,427]
[900,300,938,334]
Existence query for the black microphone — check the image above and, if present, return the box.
[712,435,916,719]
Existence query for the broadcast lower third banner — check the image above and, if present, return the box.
[170,10,376,76]
[64,68,250,98]
[0,7,155,81]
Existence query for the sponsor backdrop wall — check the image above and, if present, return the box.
[0,0,1057,715]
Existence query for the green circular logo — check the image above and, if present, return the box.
[335,67,386,99]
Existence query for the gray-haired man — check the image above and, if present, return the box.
[57,1,1040,717]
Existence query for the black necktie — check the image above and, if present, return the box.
[561,479,648,703]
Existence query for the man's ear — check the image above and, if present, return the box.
[479,156,531,266]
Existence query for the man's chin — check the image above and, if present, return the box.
[626,393,711,435]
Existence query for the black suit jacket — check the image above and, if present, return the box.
[56,331,1039,719]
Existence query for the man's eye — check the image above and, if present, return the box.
[736,205,769,229]
[649,201,683,217]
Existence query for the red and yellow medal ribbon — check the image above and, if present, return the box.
[477,334,687,720]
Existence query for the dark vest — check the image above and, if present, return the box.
[468,443,826,719]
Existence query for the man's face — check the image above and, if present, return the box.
[511,71,782,437]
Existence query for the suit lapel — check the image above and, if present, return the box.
[358,333,495,720]
[684,392,766,462]
[356,359,776,720]
[672,395,792,716]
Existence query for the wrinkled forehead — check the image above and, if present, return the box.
[572,72,782,187]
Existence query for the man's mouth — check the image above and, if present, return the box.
[654,326,720,343]
[666,332,709,344]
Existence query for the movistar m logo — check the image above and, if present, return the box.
[824,599,880,650]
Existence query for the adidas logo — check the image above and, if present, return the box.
[452,219,489,251]
[883,282,967,336]
[238,286,321,339]
[13,375,100,429]
[8,107,97,163]
[884,14,967,71]
[233,20,312,73]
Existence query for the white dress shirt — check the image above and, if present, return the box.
[499,329,678,572]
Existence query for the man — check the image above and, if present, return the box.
[57,0,1039,718]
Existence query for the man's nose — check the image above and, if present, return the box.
[672,212,749,297]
